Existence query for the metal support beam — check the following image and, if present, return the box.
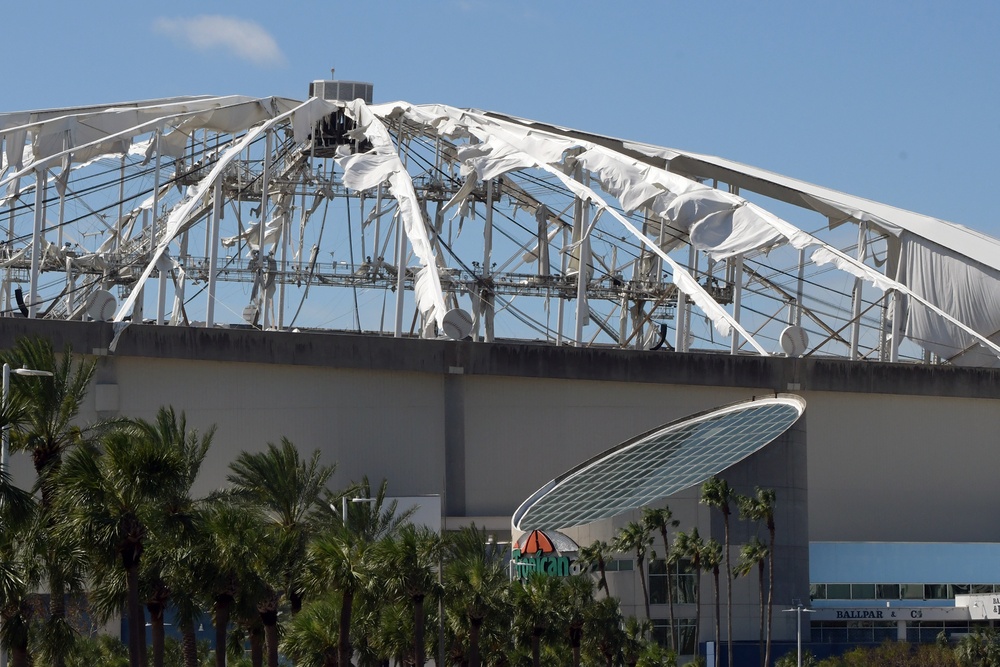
[259,129,273,329]
[206,179,223,327]
[482,179,495,342]
[28,167,46,319]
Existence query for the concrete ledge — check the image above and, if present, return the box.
[1,318,999,399]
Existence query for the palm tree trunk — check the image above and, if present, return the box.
[148,601,166,667]
[757,561,765,667]
[126,562,143,667]
[570,626,583,667]
[39,454,65,667]
[263,618,278,667]
[290,589,303,615]
[723,515,732,667]
[180,618,198,667]
[469,616,482,667]
[693,566,702,660]
[6,611,28,667]
[49,568,66,667]
[531,631,541,667]
[765,526,775,667]
[249,628,263,667]
[10,646,28,667]
[214,596,231,667]
[713,568,721,667]
[338,589,354,667]
[639,557,650,621]
[598,561,609,598]
[660,529,677,652]
[413,596,425,667]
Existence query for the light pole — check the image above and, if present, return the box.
[340,495,376,529]
[0,362,51,667]
[781,599,815,667]
[1,363,52,474]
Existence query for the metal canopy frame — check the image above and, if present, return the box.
[0,86,990,366]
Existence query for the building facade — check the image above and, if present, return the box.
[1,318,998,658]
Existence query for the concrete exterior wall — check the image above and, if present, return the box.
[0,318,996,545]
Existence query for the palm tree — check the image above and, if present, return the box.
[280,594,340,667]
[641,505,679,650]
[735,537,769,667]
[59,419,197,667]
[0,484,41,667]
[614,521,653,621]
[226,438,335,615]
[366,599,413,666]
[577,540,613,599]
[306,478,409,667]
[701,477,735,667]
[703,538,723,667]
[136,407,213,667]
[306,530,365,667]
[513,573,563,667]
[443,524,510,667]
[739,487,777,667]
[562,575,594,667]
[155,538,209,667]
[674,528,706,661]
[4,337,97,667]
[622,616,652,667]
[201,501,265,667]
[0,407,37,667]
[582,595,624,667]
[371,523,441,667]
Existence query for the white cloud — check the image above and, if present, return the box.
[154,15,287,67]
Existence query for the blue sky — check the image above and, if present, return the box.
[8,1,1000,236]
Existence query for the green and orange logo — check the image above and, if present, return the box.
[511,529,579,579]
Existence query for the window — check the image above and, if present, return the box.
[812,581,991,602]
[875,584,899,600]
[812,622,848,644]
[925,584,949,600]
[649,558,697,605]
[851,584,875,600]
[907,620,972,643]
[605,558,634,572]
[652,619,697,655]
[813,621,896,644]
[826,584,851,600]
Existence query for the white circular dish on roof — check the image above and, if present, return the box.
[87,290,117,321]
[442,308,473,340]
[512,395,806,531]
[780,325,809,357]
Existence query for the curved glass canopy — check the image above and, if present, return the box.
[513,395,805,531]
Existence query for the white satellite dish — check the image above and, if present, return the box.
[441,308,473,340]
[87,290,117,321]
[779,325,809,357]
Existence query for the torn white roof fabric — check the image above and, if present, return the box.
[6,91,1000,366]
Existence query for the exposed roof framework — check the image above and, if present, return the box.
[2,81,999,366]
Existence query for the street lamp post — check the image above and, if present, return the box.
[340,495,376,529]
[781,599,815,667]
[0,362,52,667]
[0,363,52,472]
[1,363,53,475]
